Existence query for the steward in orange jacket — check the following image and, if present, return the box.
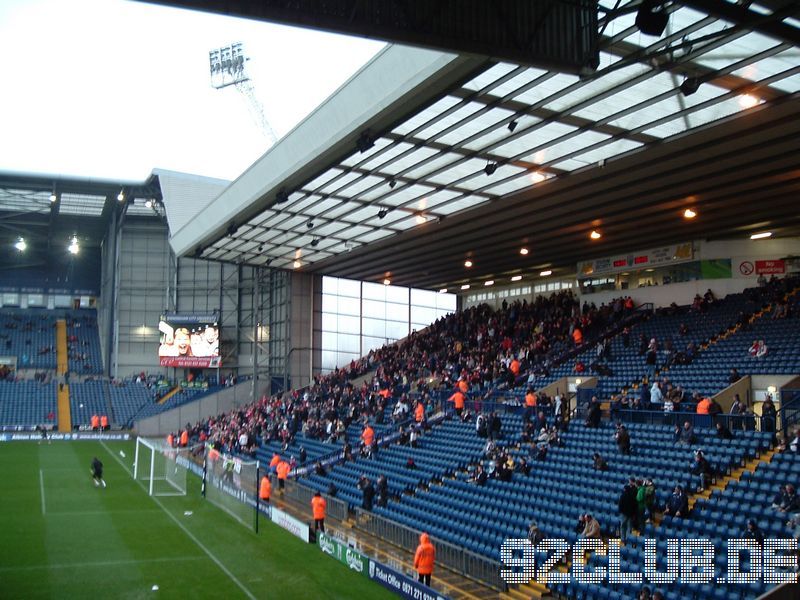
[276,460,290,491]
[414,532,436,585]
[447,391,466,416]
[362,425,375,448]
[259,475,271,503]
[91,414,100,431]
[311,491,327,533]
[180,430,189,447]
[100,415,109,430]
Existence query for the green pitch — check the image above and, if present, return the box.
[0,440,395,599]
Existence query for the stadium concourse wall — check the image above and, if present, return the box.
[134,379,262,436]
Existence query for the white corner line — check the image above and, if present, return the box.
[100,441,256,600]
[39,469,46,516]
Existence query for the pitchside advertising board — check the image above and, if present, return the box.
[158,313,220,368]
[270,506,310,543]
[0,432,131,442]
[317,532,449,600]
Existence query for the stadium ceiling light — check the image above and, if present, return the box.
[540,270,552,277]
[530,172,546,184]
[306,220,314,229]
[257,244,264,252]
[377,208,388,219]
[117,190,125,202]
[49,192,57,203]
[511,275,522,282]
[275,189,290,204]
[68,236,79,255]
[293,260,301,269]
[388,179,397,189]
[14,237,26,252]
[507,120,518,132]
[683,208,697,219]
[383,278,391,286]
[484,162,498,176]
[750,231,772,240]
[520,248,529,255]
[438,288,448,293]
[739,94,760,109]
[590,230,602,240]
[415,214,427,225]
[484,280,494,286]
[464,260,473,268]
[145,199,153,209]
[310,238,320,247]
[460,284,470,290]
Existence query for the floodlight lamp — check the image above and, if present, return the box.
[377,208,388,219]
[388,179,397,189]
[227,223,238,237]
[68,236,79,255]
[507,120,518,132]
[275,189,290,204]
[14,237,26,252]
[484,162,498,176]
[117,190,125,202]
[310,238,320,247]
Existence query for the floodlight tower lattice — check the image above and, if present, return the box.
[209,42,278,144]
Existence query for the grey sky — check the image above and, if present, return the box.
[0,0,384,181]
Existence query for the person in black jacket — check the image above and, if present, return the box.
[586,398,601,428]
[618,479,639,541]
[358,475,375,510]
[663,485,689,518]
[744,519,765,545]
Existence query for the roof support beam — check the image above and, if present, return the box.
[679,0,800,47]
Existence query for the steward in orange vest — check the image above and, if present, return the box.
[311,491,327,533]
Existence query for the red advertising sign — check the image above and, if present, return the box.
[755,260,785,275]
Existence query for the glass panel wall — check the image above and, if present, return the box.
[321,276,456,372]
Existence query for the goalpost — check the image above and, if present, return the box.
[202,446,259,531]
[133,437,189,497]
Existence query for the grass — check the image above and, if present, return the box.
[0,440,395,599]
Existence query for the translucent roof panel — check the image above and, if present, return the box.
[0,189,51,213]
[59,193,106,216]
[206,0,800,272]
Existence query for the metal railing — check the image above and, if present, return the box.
[610,408,771,432]
[354,508,506,591]
[282,478,349,522]
[779,388,800,434]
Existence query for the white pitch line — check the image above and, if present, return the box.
[100,441,257,600]
[46,509,162,516]
[0,555,205,573]
[39,469,46,515]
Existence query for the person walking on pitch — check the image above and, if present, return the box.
[91,457,106,488]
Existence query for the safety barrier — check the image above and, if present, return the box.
[283,478,349,522]
[354,508,506,591]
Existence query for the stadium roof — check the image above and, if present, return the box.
[0,171,164,252]
[171,0,800,290]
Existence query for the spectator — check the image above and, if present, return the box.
[314,461,327,477]
[615,423,631,454]
[618,479,639,542]
[715,421,734,440]
[776,484,799,513]
[585,398,601,428]
[580,513,601,539]
[637,478,657,524]
[728,368,741,384]
[663,485,689,518]
[376,474,389,508]
[593,452,608,471]
[744,519,765,545]
[358,475,375,510]
[691,451,713,492]
[761,395,777,432]
[469,464,487,486]
[527,520,544,546]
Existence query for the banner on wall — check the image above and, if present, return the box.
[158,313,220,368]
[578,242,694,276]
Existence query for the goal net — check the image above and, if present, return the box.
[133,437,189,497]
[203,447,259,530]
